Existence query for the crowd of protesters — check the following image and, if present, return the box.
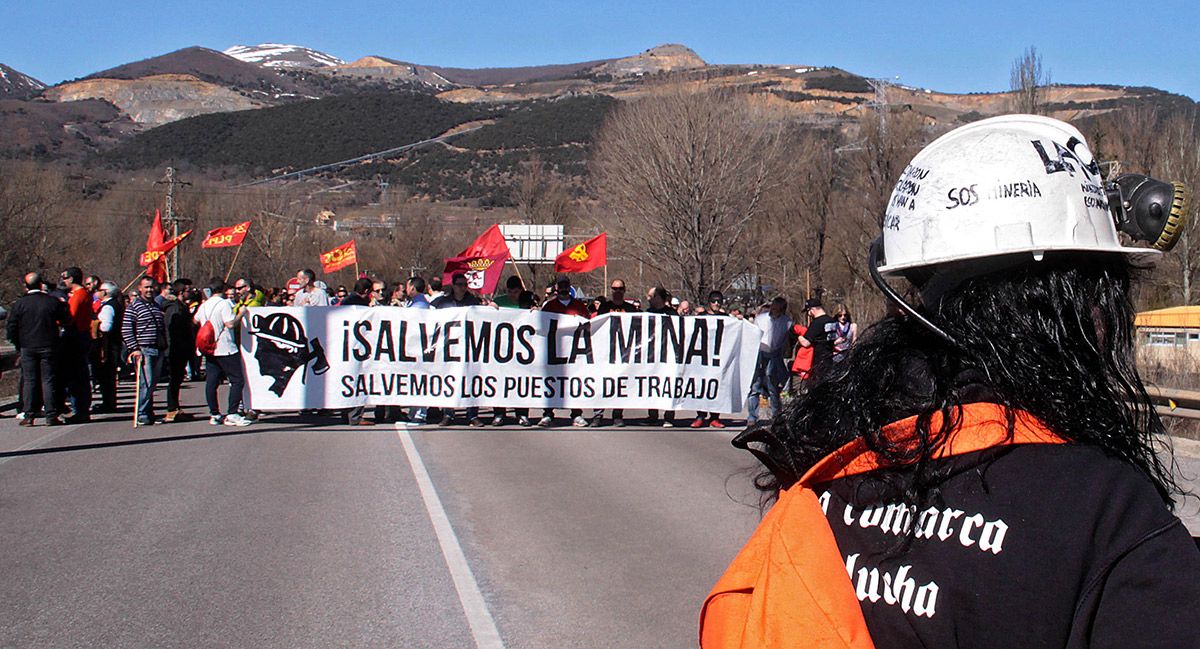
[4,266,852,429]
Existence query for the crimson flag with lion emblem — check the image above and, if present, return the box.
[442,254,508,294]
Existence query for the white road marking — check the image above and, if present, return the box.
[396,424,505,649]
[0,425,80,467]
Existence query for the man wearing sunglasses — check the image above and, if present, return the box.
[432,273,484,426]
[595,279,639,427]
[539,277,591,427]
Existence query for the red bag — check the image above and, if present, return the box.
[196,320,218,356]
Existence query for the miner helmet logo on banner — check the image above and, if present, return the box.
[248,311,329,397]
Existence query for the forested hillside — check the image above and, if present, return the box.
[103,92,490,174]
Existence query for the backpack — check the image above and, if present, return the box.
[196,320,218,356]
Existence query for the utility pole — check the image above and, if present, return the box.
[156,167,191,281]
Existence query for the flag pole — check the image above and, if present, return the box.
[122,269,148,293]
[508,257,526,290]
[224,242,244,283]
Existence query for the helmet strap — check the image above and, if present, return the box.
[868,237,960,348]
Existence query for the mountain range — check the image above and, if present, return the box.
[2,42,1195,192]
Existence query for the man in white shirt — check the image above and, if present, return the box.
[403,276,431,425]
[93,281,123,413]
[194,279,251,426]
[747,296,792,425]
[293,269,330,307]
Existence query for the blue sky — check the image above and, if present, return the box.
[5,0,1198,100]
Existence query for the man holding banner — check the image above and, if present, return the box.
[431,273,483,310]
[491,275,532,427]
[234,278,265,312]
[539,276,591,427]
[431,272,484,427]
[293,269,329,307]
[403,276,431,426]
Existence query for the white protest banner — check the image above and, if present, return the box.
[239,306,761,413]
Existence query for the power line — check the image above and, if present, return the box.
[154,167,191,280]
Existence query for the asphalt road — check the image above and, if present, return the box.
[1,382,1197,648]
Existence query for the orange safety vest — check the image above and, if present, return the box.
[699,402,1063,649]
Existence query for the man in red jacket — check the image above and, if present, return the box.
[60,266,95,422]
[539,277,591,427]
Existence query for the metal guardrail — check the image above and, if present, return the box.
[1146,385,1200,420]
[1146,385,1200,410]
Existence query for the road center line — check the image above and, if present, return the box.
[395,424,505,649]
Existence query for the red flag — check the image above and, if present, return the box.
[459,224,511,259]
[141,210,168,282]
[320,240,358,273]
[201,221,251,248]
[146,209,165,250]
[554,233,607,273]
[140,230,193,266]
[140,229,193,283]
[443,254,508,294]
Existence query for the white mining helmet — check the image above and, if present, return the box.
[868,114,1189,344]
[875,114,1188,275]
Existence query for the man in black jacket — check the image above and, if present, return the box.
[162,278,195,422]
[341,278,376,426]
[6,272,69,426]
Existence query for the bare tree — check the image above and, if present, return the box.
[756,129,841,297]
[1010,46,1051,114]
[0,162,74,301]
[591,89,785,300]
[836,109,929,293]
[513,156,573,226]
[1095,105,1161,174]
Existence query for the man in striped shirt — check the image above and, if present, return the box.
[122,276,167,426]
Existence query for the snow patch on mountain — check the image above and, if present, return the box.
[0,63,46,98]
[224,44,344,69]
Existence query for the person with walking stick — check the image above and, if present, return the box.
[122,276,167,426]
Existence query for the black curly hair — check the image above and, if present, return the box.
[734,253,1180,510]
